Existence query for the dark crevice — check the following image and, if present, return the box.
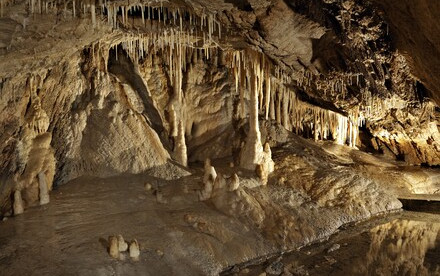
[399,198,440,214]
[415,81,428,103]
[225,0,253,11]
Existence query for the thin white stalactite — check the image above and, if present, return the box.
[91,3,96,27]
[265,73,271,120]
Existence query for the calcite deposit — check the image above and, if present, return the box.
[1,0,440,275]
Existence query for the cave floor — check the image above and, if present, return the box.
[0,171,276,276]
[225,211,440,276]
[1,139,440,275]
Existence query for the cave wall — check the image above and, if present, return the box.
[0,0,440,216]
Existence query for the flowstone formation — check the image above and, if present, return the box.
[0,0,440,274]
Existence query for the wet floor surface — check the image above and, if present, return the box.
[0,173,273,276]
[227,211,440,276]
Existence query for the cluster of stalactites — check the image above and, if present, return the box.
[117,29,218,75]
[273,90,361,147]
[116,30,219,130]
[360,90,417,121]
[106,3,221,40]
[28,0,96,18]
[227,50,276,170]
[228,49,361,148]
[229,50,272,120]
[112,15,220,168]
[86,22,363,150]
[292,63,419,128]
[295,69,368,101]
[293,68,381,122]
[27,0,222,45]
[87,24,220,91]
[27,77,50,135]
[84,24,221,168]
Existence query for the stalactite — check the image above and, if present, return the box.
[336,115,348,145]
[265,73,271,120]
[313,109,319,141]
[282,88,289,130]
[276,89,281,125]
[269,80,276,121]
[91,2,96,27]
[73,0,76,17]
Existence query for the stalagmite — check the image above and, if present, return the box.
[129,239,140,260]
[13,190,24,215]
[229,50,277,171]
[239,67,264,170]
[200,159,217,201]
[227,173,240,191]
[118,235,128,252]
[199,178,214,201]
[38,172,50,205]
[255,164,268,185]
[203,158,217,184]
[144,182,153,191]
[169,104,178,137]
[212,173,227,197]
[262,142,275,174]
[108,236,119,259]
[175,121,187,167]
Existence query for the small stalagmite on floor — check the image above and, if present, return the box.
[211,173,227,198]
[175,121,188,167]
[38,172,50,205]
[144,182,152,191]
[199,158,217,201]
[228,173,240,191]
[256,164,268,185]
[117,235,128,252]
[13,190,24,216]
[108,235,119,259]
[129,239,140,261]
[203,158,217,183]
